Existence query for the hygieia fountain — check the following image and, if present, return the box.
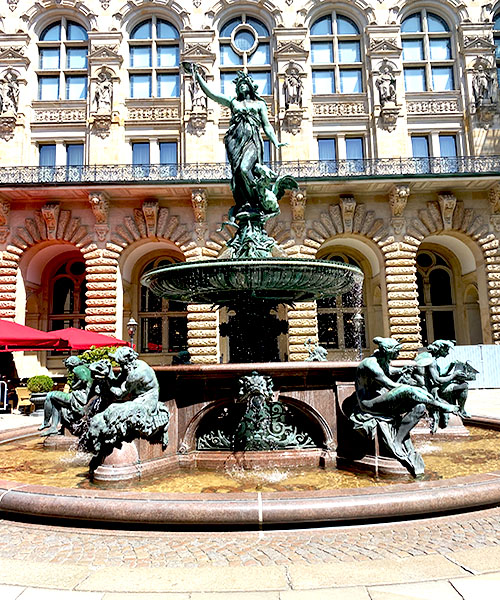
[1,67,499,527]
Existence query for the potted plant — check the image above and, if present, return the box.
[26,375,54,414]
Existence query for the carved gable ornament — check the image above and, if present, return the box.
[88,46,123,66]
[369,39,402,56]
[275,41,308,59]
[0,47,30,68]
[463,36,495,52]
[181,44,216,61]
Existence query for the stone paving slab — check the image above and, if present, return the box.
[0,559,91,589]
[280,588,370,599]
[17,590,103,600]
[367,580,463,599]
[102,595,189,600]
[444,545,500,574]
[0,585,25,600]
[450,573,500,599]
[76,565,288,593]
[287,555,466,589]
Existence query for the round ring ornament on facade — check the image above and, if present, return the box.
[231,25,258,56]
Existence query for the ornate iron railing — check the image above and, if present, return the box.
[1,156,500,186]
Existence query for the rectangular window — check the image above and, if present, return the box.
[411,136,430,173]
[346,138,364,160]
[404,68,426,92]
[39,144,56,167]
[221,72,237,96]
[312,70,334,94]
[132,142,150,165]
[130,46,152,68]
[439,135,457,157]
[66,144,84,166]
[402,40,424,61]
[248,44,270,65]
[248,72,271,95]
[38,76,59,100]
[67,48,87,69]
[318,138,336,161]
[157,46,179,67]
[39,48,60,70]
[66,76,87,100]
[157,74,179,97]
[339,69,362,93]
[338,41,360,63]
[220,45,242,66]
[432,67,454,91]
[263,140,270,164]
[429,39,451,60]
[311,42,333,64]
[130,74,152,98]
[160,141,178,176]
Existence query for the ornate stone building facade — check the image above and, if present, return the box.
[1,0,500,376]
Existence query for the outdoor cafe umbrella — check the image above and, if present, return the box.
[44,327,128,350]
[0,319,69,351]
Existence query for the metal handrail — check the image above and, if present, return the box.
[1,156,499,186]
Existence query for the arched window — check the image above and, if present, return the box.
[310,13,363,95]
[416,250,456,345]
[401,10,454,92]
[129,18,179,98]
[139,258,187,354]
[317,254,367,355]
[49,259,87,330]
[493,14,500,83]
[219,15,271,96]
[38,19,88,100]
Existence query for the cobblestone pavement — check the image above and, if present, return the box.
[1,506,500,569]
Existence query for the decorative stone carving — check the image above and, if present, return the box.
[0,199,10,243]
[186,69,208,136]
[0,70,19,114]
[191,189,207,242]
[34,108,86,123]
[370,38,401,55]
[282,62,304,134]
[290,188,306,238]
[388,185,410,235]
[7,0,18,10]
[94,68,113,114]
[142,200,159,237]
[463,36,495,51]
[407,100,459,114]
[469,57,497,128]
[0,114,16,140]
[375,63,397,107]
[89,192,110,242]
[275,40,308,59]
[488,184,500,231]
[313,102,367,117]
[340,195,356,234]
[127,106,179,121]
[438,193,457,230]
[41,203,61,240]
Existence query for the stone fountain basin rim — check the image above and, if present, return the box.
[0,417,499,527]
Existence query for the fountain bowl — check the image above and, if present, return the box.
[141,258,363,304]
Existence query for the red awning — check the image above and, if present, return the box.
[0,319,69,351]
[44,327,128,350]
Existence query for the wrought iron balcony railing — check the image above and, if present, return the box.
[1,156,500,186]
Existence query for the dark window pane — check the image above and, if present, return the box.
[41,22,61,42]
[343,313,365,349]
[140,317,162,353]
[311,15,332,35]
[53,278,74,314]
[39,144,56,167]
[140,285,162,312]
[168,316,187,352]
[416,271,425,306]
[432,310,455,341]
[429,268,452,305]
[131,20,152,39]
[220,18,240,37]
[67,144,84,166]
[419,311,428,346]
[318,139,336,161]
[318,313,338,348]
[132,142,150,165]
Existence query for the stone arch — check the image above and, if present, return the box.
[0,204,95,321]
[114,0,192,32]
[389,0,470,27]
[406,200,499,344]
[22,0,97,32]
[205,0,283,30]
[297,0,376,29]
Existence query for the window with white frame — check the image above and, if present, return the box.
[129,17,180,98]
[401,10,454,92]
[310,13,363,95]
[219,15,271,96]
[38,19,88,101]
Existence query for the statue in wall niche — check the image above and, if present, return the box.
[283,69,303,109]
[39,356,93,437]
[348,337,459,476]
[182,62,297,258]
[189,76,207,110]
[79,346,170,470]
[94,70,113,114]
[472,64,494,107]
[375,66,397,106]
[0,71,19,114]
[413,339,478,434]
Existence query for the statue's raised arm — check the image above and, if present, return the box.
[182,62,231,108]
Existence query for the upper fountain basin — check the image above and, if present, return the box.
[141,258,364,304]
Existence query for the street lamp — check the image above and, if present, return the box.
[352,312,364,362]
[127,317,138,349]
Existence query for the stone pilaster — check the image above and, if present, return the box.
[83,245,119,334]
[287,301,318,361]
[478,233,500,343]
[187,303,219,364]
[0,244,21,319]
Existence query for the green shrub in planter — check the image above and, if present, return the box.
[66,346,118,386]
[27,375,54,393]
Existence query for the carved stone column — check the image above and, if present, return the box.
[0,244,21,319]
[290,188,306,238]
[388,185,409,235]
[187,303,219,364]
[191,189,208,243]
[89,192,110,243]
[287,302,319,361]
[84,245,120,335]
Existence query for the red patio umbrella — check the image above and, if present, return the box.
[44,327,128,350]
[0,319,69,351]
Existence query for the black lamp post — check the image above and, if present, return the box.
[127,317,138,349]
